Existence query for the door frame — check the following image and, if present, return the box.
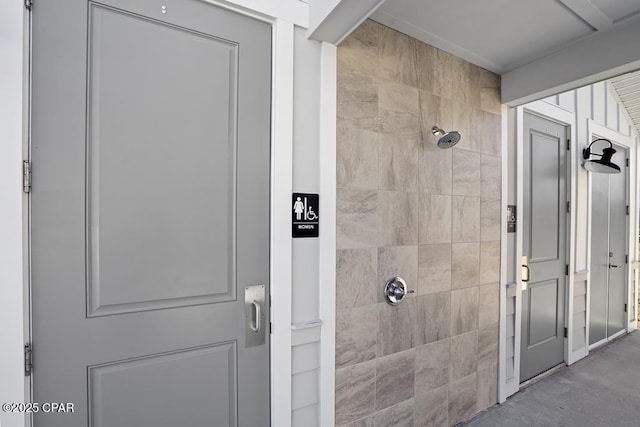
[586,120,637,348]
[11,2,336,427]
[501,101,576,400]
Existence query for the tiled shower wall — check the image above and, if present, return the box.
[335,21,502,426]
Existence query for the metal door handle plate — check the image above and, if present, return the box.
[245,285,265,348]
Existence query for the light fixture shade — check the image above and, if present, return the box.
[583,159,621,174]
[582,140,621,174]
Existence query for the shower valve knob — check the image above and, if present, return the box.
[384,277,414,305]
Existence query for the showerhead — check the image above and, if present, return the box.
[432,126,461,149]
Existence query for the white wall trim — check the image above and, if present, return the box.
[586,120,637,335]
[318,41,337,427]
[513,106,525,397]
[204,0,308,27]
[0,2,29,426]
[270,18,295,427]
[308,0,385,44]
[498,104,510,403]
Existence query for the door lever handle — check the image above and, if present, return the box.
[609,264,622,269]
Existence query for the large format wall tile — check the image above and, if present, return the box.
[418,244,451,295]
[477,362,498,410]
[378,300,416,356]
[451,242,480,289]
[450,102,475,152]
[481,155,501,200]
[448,373,478,425]
[480,111,501,157]
[419,91,453,142]
[452,196,480,243]
[376,349,416,411]
[379,24,418,88]
[337,72,380,132]
[452,150,481,196]
[418,194,452,244]
[478,283,499,329]
[337,123,379,190]
[415,339,449,395]
[336,304,377,369]
[378,191,419,246]
[336,20,501,427]
[337,188,378,249]
[337,20,379,77]
[431,49,453,100]
[480,198,500,242]
[379,134,420,191]
[379,81,421,139]
[374,398,415,427]
[419,139,452,196]
[450,287,479,336]
[449,331,478,381]
[414,385,448,427]
[336,360,377,425]
[415,293,451,345]
[478,326,499,370]
[479,241,500,285]
[336,248,377,309]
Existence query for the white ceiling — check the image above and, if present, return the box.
[372,0,640,75]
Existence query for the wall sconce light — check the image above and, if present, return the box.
[582,138,621,174]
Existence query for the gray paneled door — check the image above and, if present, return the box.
[589,144,628,346]
[520,112,567,382]
[31,1,271,426]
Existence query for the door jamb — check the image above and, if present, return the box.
[504,101,576,401]
[586,120,636,338]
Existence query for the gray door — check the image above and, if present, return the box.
[30,1,271,426]
[589,145,628,345]
[520,112,567,382]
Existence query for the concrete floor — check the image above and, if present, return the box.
[462,332,640,427]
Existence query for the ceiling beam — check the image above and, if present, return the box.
[557,0,612,30]
[502,18,640,106]
[307,0,386,44]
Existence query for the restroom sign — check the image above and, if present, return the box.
[292,193,319,238]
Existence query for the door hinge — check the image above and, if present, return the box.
[567,201,570,213]
[627,205,630,215]
[24,0,32,10]
[626,158,630,167]
[23,160,31,193]
[564,327,568,338]
[565,265,569,276]
[625,303,628,313]
[269,322,272,334]
[567,139,570,151]
[24,343,32,376]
